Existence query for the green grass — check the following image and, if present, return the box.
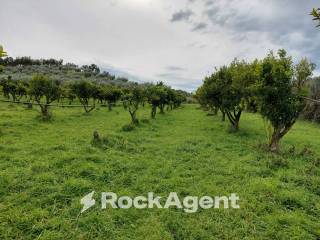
[0,103,320,239]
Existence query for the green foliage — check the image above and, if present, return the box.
[146,82,186,119]
[60,83,76,104]
[147,82,168,118]
[0,77,28,102]
[311,8,320,27]
[0,45,7,74]
[70,80,97,113]
[122,86,145,124]
[29,74,61,119]
[121,123,136,132]
[303,77,320,122]
[258,50,314,152]
[103,85,122,110]
[0,45,7,58]
[294,58,316,90]
[197,59,258,131]
[0,56,138,88]
[198,49,315,151]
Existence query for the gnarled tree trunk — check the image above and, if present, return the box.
[221,110,226,122]
[269,122,295,152]
[226,109,242,131]
[151,105,157,119]
[159,104,165,114]
[39,104,51,119]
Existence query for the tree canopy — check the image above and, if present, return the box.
[311,8,320,27]
[0,46,7,58]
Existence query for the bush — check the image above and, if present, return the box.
[121,123,136,132]
[91,131,136,151]
[267,156,289,169]
[141,118,150,124]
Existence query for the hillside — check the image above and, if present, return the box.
[0,103,319,239]
[0,58,138,87]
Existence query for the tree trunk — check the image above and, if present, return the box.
[221,111,226,122]
[83,102,96,113]
[12,94,16,102]
[229,120,239,131]
[159,105,165,114]
[269,130,281,152]
[40,104,51,119]
[151,105,157,119]
[226,110,241,131]
[130,111,138,124]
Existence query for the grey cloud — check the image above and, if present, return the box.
[191,22,207,31]
[156,72,199,92]
[157,72,177,78]
[205,0,214,6]
[171,9,194,22]
[203,0,320,66]
[187,42,206,49]
[1,0,319,92]
[166,66,186,71]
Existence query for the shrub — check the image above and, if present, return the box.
[122,123,136,132]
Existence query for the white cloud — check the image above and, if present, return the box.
[0,0,319,92]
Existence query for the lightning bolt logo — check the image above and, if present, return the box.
[80,191,96,213]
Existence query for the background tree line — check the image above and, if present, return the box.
[0,72,186,127]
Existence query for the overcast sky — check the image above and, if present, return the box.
[1,0,319,91]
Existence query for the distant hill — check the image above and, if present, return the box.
[0,56,140,87]
[0,56,194,101]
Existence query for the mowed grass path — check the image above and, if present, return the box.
[0,103,320,239]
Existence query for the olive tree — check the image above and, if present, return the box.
[198,60,257,131]
[195,83,220,115]
[60,84,76,105]
[258,50,314,152]
[29,74,61,119]
[122,86,145,124]
[166,88,185,110]
[104,86,122,111]
[294,58,316,89]
[0,78,28,102]
[172,90,186,109]
[303,77,320,122]
[71,80,97,113]
[147,83,168,118]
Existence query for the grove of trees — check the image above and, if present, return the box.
[196,49,315,152]
[0,62,187,124]
[1,44,320,153]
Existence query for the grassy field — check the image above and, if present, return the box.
[0,103,320,239]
